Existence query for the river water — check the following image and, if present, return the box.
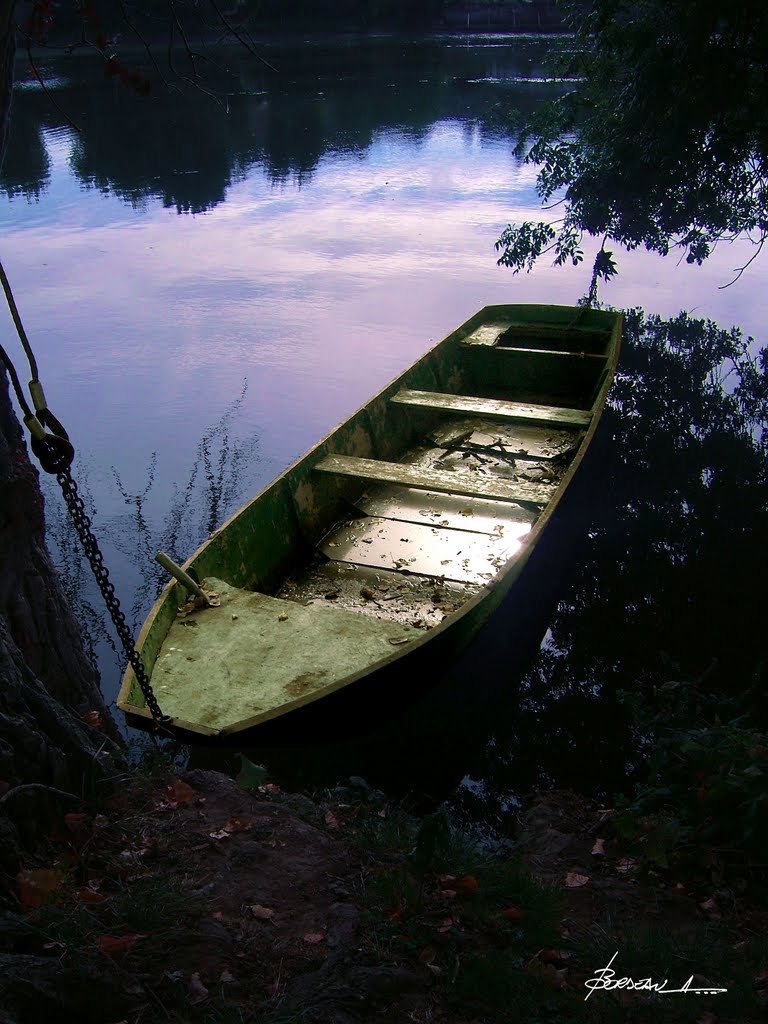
[2,35,765,816]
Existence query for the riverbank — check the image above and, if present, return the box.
[18,0,568,54]
[1,764,765,1024]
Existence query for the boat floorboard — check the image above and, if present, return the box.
[278,561,477,630]
[150,578,418,732]
[318,515,531,586]
[355,485,536,535]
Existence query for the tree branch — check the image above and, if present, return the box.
[0,783,84,810]
[205,0,277,72]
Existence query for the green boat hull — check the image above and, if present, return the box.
[118,304,622,738]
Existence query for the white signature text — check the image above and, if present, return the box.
[584,952,728,1001]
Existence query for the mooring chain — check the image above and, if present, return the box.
[55,468,169,727]
[3,257,168,727]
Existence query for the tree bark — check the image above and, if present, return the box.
[1,3,125,873]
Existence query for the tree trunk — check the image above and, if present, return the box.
[1,3,125,874]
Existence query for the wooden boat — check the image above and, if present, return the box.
[118,304,622,738]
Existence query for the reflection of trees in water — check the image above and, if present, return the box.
[43,383,259,691]
[110,380,256,622]
[43,460,117,671]
[451,310,768,824]
[0,108,50,199]
[0,40,558,210]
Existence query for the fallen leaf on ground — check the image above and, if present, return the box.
[188,972,209,1005]
[77,886,107,905]
[525,956,568,989]
[64,812,89,836]
[540,948,571,963]
[565,872,589,888]
[249,904,275,920]
[16,868,60,908]
[591,838,606,856]
[99,934,144,956]
[209,816,251,840]
[165,780,194,805]
[324,810,340,828]
[303,932,325,944]
[615,857,636,874]
[439,874,478,897]
[699,897,721,918]
[501,906,523,921]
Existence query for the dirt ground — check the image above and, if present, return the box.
[0,771,764,1024]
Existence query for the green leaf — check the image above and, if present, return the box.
[409,807,452,872]
[235,753,268,789]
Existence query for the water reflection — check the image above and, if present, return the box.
[448,309,768,825]
[2,37,563,213]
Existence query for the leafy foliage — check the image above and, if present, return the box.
[496,0,768,289]
[615,671,768,883]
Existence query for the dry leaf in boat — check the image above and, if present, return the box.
[278,613,288,622]
[388,637,411,645]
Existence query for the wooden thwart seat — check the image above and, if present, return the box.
[314,454,556,505]
[391,389,592,428]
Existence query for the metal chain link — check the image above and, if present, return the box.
[55,467,169,727]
